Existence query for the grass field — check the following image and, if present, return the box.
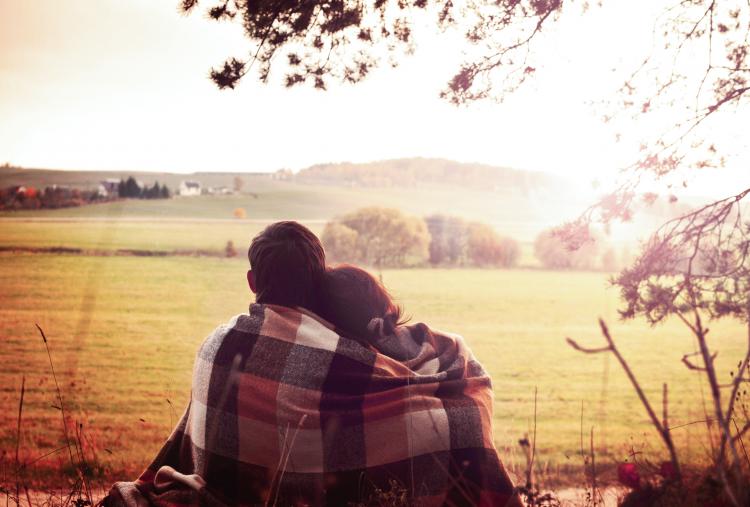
[0,219,279,253]
[1,219,747,490]
[0,183,590,243]
[0,218,542,267]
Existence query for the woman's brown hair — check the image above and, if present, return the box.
[318,265,406,342]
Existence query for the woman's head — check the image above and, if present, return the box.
[318,265,405,341]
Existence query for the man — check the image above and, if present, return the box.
[106,221,521,506]
[245,221,327,314]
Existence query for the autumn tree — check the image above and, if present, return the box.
[183,0,748,199]
[321,221,359,262]
[323,207,429,267]
[425,215,519,267]
[186,3,750,498]
[425,214,469,265]
[466,222,520,268]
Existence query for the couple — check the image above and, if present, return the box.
[107,221,520,507]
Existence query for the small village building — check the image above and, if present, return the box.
[179,180,202,196]
[206,185,232,195]
[98,178,121,197]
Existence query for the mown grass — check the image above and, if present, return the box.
[1,250,746,489]
[0,185,578,242]
[0,220,281,253]
[0,219,542,267]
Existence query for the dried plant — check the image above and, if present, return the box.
[569,187,750,506]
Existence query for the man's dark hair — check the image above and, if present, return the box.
[248,221,326,311]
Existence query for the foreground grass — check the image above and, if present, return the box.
[0,253,745,490]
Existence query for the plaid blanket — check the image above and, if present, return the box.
[106,304,518,507]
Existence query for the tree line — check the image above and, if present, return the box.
[118,177,170,199]
[296,158,556,190]
[0,177,171,211]
[0,185,108,211]
[322,207,623,270]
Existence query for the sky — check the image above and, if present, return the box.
[0,0,747,195]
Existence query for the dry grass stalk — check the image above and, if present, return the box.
[35,324,75,470]
[15,377,25,507]
[567,319,682,484]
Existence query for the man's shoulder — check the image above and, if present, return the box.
[199,304,334,349]
[196,306,266,357]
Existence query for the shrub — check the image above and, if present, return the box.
[321,222,359,263]
[225,240,238,257]
[323,207,429,267]
[466,222,520,268]
[425,214,469,265]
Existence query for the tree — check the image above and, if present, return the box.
[386,214,431,266]
[466,222,520,268]
[321,222,359,263]
[122,176,141,198]
[565,190,750,504]
[325,207,429,268]
[187,2,750,496]
[425,214,469,265]
[426,214,521,267]
[179,0,439,90]
[146,182,161,199]
[160,185,171,198]
[183,1,748,207]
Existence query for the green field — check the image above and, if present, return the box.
[0,219,542,268]
[0,183,587,243]
[0,219,278,253]
[1,218,746,490]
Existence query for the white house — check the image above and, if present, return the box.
[98,178,120,197]
[179,180,202,196]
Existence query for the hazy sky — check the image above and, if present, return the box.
[0,0,746,193]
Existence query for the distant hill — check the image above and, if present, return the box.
[0,160,580,241]
[296,158,564,191]
[1,158,564,192]
[0,160,702,245]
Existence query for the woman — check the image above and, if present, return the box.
[317,264,522,506]
[317,264,406,344]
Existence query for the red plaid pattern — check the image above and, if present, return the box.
[105,304,519,506]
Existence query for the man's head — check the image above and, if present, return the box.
[247,221,326,311]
